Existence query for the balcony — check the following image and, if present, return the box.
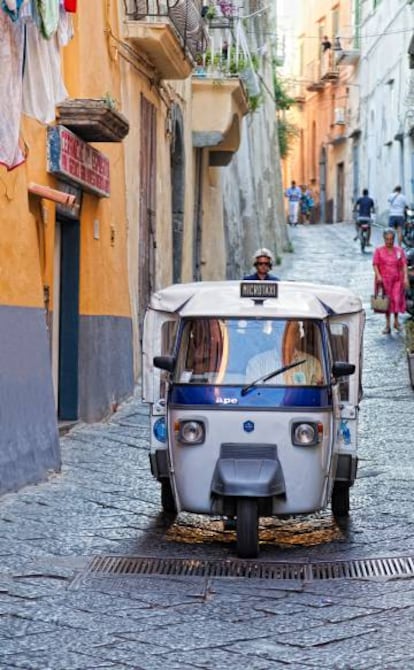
[192,78,249,160]
[286,80,306,103]
[334,35,360,66]
[121,0,208,79]
[202,0,240,29]
[333,106,346,126]
[305,60,324,91]
[320,49,339,81]
[191,19,253,164]
[56,98,129,142]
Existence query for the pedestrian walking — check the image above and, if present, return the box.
[244,248,279,280]
[284,180,302,226]
[388,185,408,245]
[353,188,375,245]
[372,228,409,334]
[300,185,314,224]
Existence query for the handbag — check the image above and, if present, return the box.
[371,288,389,313]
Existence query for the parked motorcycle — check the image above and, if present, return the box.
[402,206,414,248]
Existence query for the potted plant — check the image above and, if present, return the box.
[405,318,414,388]
[204,4,216,19]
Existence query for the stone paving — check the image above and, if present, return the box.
[1,222,414,669]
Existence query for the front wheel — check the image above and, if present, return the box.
[236,498,259,558]
[161,479,177,515]
[332,482,350,518]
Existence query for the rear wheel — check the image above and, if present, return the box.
[332,482,350,518]
[360,229,367,253]
[161,479,177,515]
[236,498,259,558]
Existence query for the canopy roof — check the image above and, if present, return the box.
[148,281,363,319]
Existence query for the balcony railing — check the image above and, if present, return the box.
[320,49,339,81]
[123,0,208,60]
[193,19,260,97]
[333,33,360,66]
[305,60,324,91]
[286,80,306,103]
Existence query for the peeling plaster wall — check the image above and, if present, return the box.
[222,69,288,279]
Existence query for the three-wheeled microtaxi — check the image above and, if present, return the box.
[142,280,364,558]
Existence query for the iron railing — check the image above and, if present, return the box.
[193,18,260,97]
[320,49,339,80]
[123,0,208,58]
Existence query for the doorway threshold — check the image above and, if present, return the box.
[58,420,78,437]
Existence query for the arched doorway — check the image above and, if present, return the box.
[170,105,185,284]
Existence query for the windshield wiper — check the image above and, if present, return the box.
[241,359,307,396]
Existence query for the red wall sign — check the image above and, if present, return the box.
[47,126,110,198]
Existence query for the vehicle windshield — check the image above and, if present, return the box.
[174,318,326,386]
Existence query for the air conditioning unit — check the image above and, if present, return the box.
[334,107,346,125]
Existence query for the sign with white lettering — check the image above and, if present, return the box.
[240,282,278,299]
[47,126,110,197]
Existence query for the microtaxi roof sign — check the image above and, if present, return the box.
[240,282,279,299]
[47,126,110,198]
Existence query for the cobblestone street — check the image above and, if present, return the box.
[1,222,414,670]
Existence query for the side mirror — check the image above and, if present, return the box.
[332,361,355,378]
[153,355,176,373]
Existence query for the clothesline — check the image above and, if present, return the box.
[0,0,75,169]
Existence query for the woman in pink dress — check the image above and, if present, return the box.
[373,228,409,334]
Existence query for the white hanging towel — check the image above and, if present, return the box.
[22,22,68,124]
[57,3,74,46]
[0,11,25,170]
[236,20,261,98]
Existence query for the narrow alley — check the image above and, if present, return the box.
[1,222,414,670]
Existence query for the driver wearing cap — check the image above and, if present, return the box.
[244,248,280,280]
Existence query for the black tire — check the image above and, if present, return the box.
[403,232,414,248]
[360,230,366,253]
[332,482,350,518]
[161,479,177,515]
[236,498,259,558]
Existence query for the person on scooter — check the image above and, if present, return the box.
[353,188,375,245]
[244,248,280,280]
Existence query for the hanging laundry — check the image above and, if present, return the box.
[0,11,25,170]
[19,0,37,23]
[1,0,25,21]
[57,1,73,46]
[63,0,76,12]
[36,0,59,38]
[22,22,68,123]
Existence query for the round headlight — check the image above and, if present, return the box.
[179,420,205,445]
[293,423,316,445]
[153,417,167,443]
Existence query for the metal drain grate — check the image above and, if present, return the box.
[85,554,414,581]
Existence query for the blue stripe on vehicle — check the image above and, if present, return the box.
[169,385,331,408]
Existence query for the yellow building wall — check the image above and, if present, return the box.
[0,162,43,308]
[60,2,131,319]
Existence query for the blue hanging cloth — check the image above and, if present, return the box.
[1,0,25,21]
